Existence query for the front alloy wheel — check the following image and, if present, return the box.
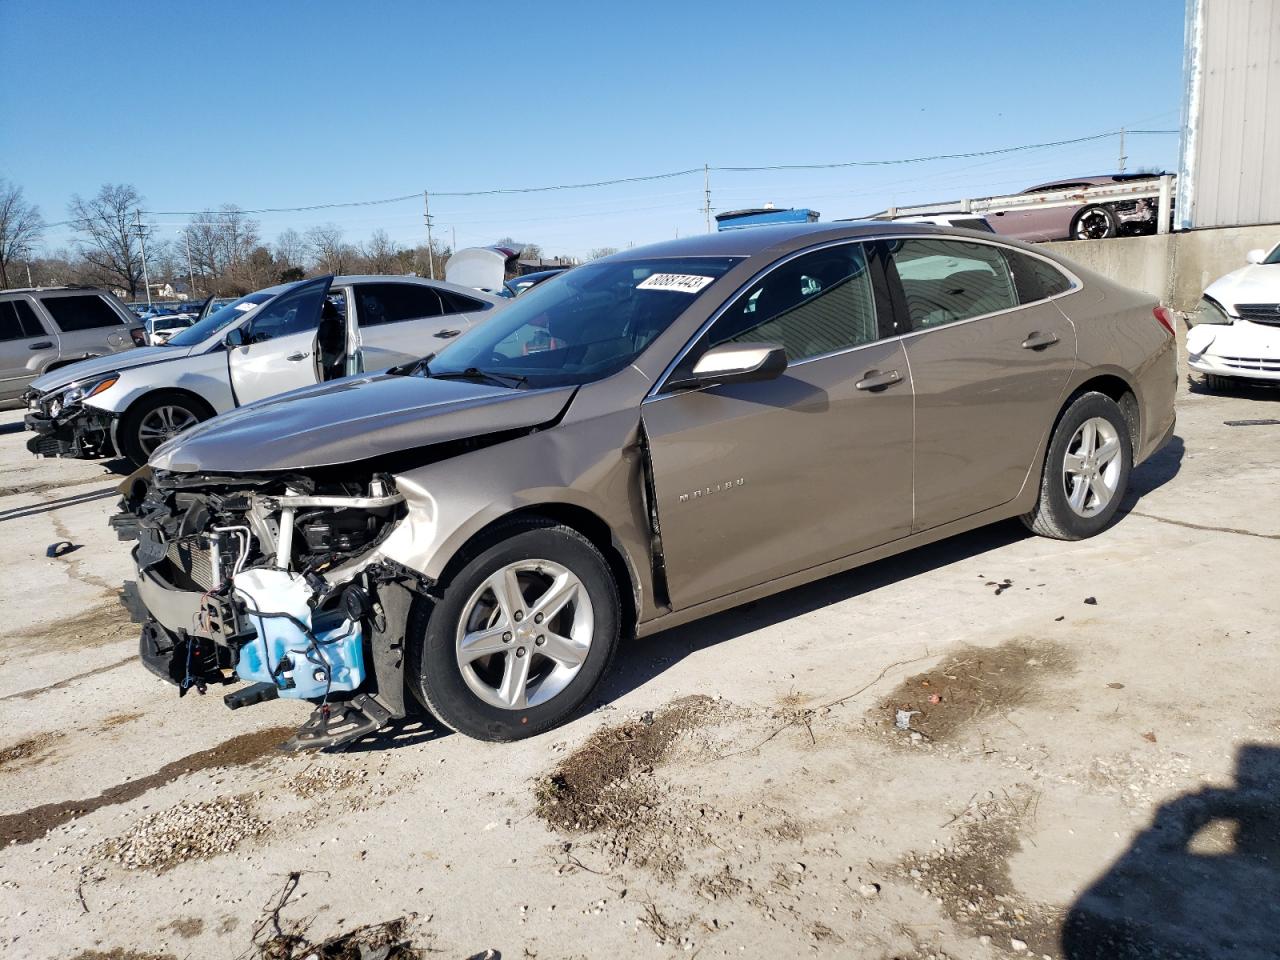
[136,404,199,457]
[456,560,595,710]
[408,520,620,741]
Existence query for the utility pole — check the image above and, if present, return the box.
[423,190,436,279]
[451,226,456,256]
[703,164,712,233]
[26,263,34,287]
[134,209,153,308]
[1118,127,1127,173]
[182,230,197,297]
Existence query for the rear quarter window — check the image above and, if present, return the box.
[39,294,126,332]
[438,289,490,314]
[1003,250,1074,303]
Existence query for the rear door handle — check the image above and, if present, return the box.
[28,341,54,350]
[434,329,461,338]
[1021,332,1060,350]
[286,351,310,361]
[855,369,903,392]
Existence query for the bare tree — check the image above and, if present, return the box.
[306,223,354,274]
[68,183,144,297]
[273,228,306,271]
[181,205,262,295]
[0,180,44,288]
[360,229,403,275]
[587,247,619,260]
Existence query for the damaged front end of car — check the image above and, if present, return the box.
[24,378,120,459]
[113,466,426,750]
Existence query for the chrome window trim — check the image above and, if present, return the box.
[645,233,1082,402]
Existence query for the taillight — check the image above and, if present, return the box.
[129,328,147,346]
[1152,306,1176,337]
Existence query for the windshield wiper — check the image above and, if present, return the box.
[431,367,528,388]
[388,353,436,377]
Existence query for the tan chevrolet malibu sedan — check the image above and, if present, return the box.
[113,222,1177,747]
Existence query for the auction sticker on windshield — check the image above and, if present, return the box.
[637,273,716,293]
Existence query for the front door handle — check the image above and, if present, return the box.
[286,351,310,361]
[1021,331,1060,350]
[28,341,54,350]
[434,329,462,339]
[855,369,903,392]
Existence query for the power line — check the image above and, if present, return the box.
[123,128,1178,219]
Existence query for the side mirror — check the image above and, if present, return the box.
[670,342,788,390]
[1246,248,1266,265]
[223,326,247,348]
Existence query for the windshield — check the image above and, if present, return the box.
[428,256,741,388]
[166,291,274,347]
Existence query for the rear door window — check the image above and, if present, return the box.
[887,238,1018,329]
[39,294,126,332]
[0,299,45,341]
[354,282,445,327]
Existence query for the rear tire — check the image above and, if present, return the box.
[1071,205,1118,241]
[117,392,211,467]
[407,520,620,741]
[1022,392,1133,540]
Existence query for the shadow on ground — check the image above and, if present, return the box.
[1062,744,1280,959]
[602,437,1185,706]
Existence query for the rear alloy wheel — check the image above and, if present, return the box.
[1071,205,1118,241]
[1022,392,1133,540]
[118,394,207,466]
[408,521,620,741]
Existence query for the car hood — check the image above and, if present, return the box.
[30,344,196,393]
[1204,263,1280,312]
[149,373,578,473]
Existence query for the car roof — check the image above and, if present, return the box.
[603,221,962,261]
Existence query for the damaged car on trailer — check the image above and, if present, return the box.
[112,223,1176,748]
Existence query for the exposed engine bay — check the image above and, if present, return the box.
[113,467,424,750]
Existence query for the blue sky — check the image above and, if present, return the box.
[1,0,1187,258]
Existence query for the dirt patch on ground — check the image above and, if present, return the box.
[291,764,371,799]
[0,731,63,771]
[878,638,1073,743]
[536,695,718,833]
[103,711,144,728]
[0,725,295,847]
[68,951,176,960]
[95,794,267,871]
[161,916,203,938]
[901,789,1063,957]
[8,599,135,657]
[0,476,113,499]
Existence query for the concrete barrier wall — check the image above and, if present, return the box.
[1041,223,1280,311]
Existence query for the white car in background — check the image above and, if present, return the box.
[1186,241,1280,388]
[25,274,503,466]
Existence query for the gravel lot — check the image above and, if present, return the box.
[1,374,1277,960]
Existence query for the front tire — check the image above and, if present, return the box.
[117,392,209,467]
[1022,392,1133,540]
[407,520,620,741]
